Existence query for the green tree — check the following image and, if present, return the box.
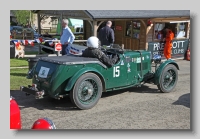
[11,10,32,27]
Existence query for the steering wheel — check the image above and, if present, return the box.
[107,47,124,55]
[116,47,124,54]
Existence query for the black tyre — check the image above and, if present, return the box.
[70,73,102,110]
[157,64,178,93]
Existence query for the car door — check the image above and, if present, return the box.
[104,56,128,89]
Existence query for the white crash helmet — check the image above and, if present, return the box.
[87,36,100,48]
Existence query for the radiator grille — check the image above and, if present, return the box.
[137,62,148,71]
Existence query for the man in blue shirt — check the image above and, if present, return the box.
[60,19,75,55]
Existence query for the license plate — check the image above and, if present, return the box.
[38,66,50,78]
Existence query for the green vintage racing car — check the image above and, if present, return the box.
[20,45,179,110]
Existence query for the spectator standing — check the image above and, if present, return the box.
[60,19,75,55]
[98,21,115,47]
[162,26,174,60]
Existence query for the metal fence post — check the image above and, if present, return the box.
[57,51,61,56]
[38,43,42,54]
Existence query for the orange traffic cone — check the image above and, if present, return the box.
[186,49,190,61]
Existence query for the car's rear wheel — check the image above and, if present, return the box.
[70,73,102,110]
[157,64,178,93]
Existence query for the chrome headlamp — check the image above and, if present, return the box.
[153,54,161,64]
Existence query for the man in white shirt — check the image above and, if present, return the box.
[60,19,75,55]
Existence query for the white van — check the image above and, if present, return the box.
[74,27,83,35]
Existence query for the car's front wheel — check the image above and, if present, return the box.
[70,73,102,110]
[157,64,178,93]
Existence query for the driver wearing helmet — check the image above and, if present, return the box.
[82,36,118,68]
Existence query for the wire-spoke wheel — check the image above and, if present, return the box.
[157,64,178,93]
[70,73,102,110]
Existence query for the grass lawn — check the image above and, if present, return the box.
[10,50,48,90]
[10,49,48,90]
[10,68,32,90]
[10,51,47,67]
[10,58,28,67]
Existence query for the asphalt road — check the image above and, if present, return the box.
[10,59,190,129]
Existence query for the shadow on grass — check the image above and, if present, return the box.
[10,57,28,61]
[10,73,28,77]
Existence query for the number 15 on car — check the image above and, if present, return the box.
[113,66,120,77]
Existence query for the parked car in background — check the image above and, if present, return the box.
[23,28,41,39]
[10,26,41,40]
[10,26,24,34]
[74,26,83,35]
[74,27,84,40]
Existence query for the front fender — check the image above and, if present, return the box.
[154,60,179,85]
[64,67,105,92]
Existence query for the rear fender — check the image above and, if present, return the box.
[154,60,179,85]
[26,64,37,79]
[65,67,105,92]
